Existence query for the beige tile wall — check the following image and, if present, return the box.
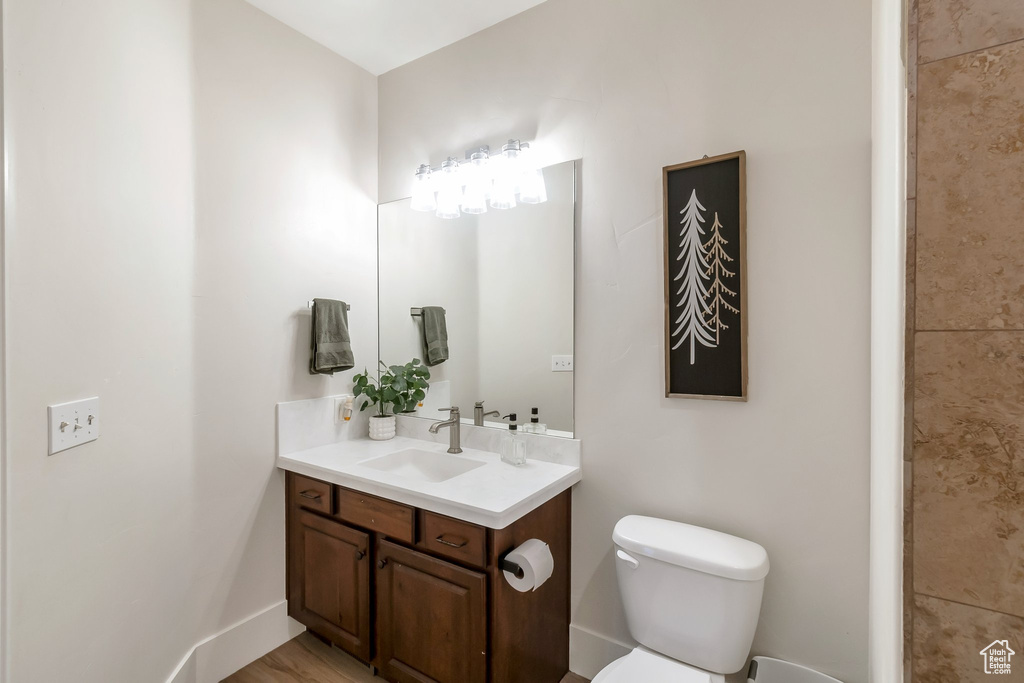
[908,0,1024,679]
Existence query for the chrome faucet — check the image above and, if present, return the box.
[429,407,462,454]
[474,401,500,427]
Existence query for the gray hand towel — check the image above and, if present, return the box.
[309,299,354,375]
[421,306,449,366]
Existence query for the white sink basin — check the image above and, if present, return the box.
[360,448,485,483]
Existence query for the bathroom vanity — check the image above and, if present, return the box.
[285,470,571,683]
[277,403,581,683]
[280,156,581,682]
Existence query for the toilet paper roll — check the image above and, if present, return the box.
[502,538,554,593]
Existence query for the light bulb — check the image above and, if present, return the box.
[461,150,489,214]
[410,164,436,212]
[490,140,520,210]
[518,143,547,204]
[435,157,462,219]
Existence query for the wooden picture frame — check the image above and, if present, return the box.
[663,151,747,401]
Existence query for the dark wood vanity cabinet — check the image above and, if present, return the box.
[285,471,570,683]
[375,539,488,683]
[288,509,372,661]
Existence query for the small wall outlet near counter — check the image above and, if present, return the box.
[48,397,100,455]
[551,355,574,372]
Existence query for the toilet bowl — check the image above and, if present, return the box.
[748,656,844,683]
[592,646,725,682]
[591,516,842,683]
[592,649,845,683]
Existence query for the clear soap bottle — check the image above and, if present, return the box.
[501,413,526,466]
[526,407,547,434]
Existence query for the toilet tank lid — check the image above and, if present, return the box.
[613,516,769,581]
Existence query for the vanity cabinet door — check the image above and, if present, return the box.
[289,510,371,662]
[375,539,487,683]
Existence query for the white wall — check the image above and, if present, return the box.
[5,1,198,679]
[379,1,872,681]
[190,0,377,655]
[3,0,377,680]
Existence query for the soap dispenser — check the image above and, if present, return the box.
[500,413,526,466]
[525,407,547,434]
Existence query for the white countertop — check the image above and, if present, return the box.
[277,436,581,529]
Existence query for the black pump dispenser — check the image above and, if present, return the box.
[530,407,540,424]
[504,413,518,431]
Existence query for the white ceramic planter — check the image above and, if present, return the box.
[368,415,397,441]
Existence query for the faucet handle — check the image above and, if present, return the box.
[438,406,460,414]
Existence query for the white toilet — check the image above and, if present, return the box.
[594,516,843,683]
[593,515,770,683]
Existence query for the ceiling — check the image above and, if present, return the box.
[243,0,549,76]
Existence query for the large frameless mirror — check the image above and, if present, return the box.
[377,159,577,437]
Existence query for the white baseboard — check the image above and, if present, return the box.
[168,652,196,683]
[166,601,305,683]
[166,607,623,683]
[569,623,633,680]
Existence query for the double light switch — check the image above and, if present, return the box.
[551,355,574,372]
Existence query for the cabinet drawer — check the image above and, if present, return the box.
[290,474,333,515]
[336,487,415,544]
[418,511,487,568]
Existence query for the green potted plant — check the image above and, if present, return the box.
[353,359,431,440]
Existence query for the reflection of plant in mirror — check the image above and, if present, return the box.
[353,359,431,417]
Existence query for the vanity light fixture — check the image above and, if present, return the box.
[435,157,463,220]
[461,150,490,215]
[518,143,548,205]
[410,164,437,212]
[489,140,520,210]
[410,139,547,219]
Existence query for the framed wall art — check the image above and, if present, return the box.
[663,151,747,400]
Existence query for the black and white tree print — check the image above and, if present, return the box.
[664,154,744,398]
[671,189,716,364]
[702,211,739,344]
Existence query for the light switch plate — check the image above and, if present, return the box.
[48,397,100,455]
[551,355,574,372]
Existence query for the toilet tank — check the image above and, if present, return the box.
[613,516,769,675]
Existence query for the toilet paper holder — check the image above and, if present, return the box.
[500,554,526,580]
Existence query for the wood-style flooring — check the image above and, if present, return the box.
[223,632,590,683]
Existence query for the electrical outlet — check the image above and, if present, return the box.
[48,397,100,455]
[551,355,574,372]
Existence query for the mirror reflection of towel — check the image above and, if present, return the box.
[421,306,449,366]
[309,299,354,375]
